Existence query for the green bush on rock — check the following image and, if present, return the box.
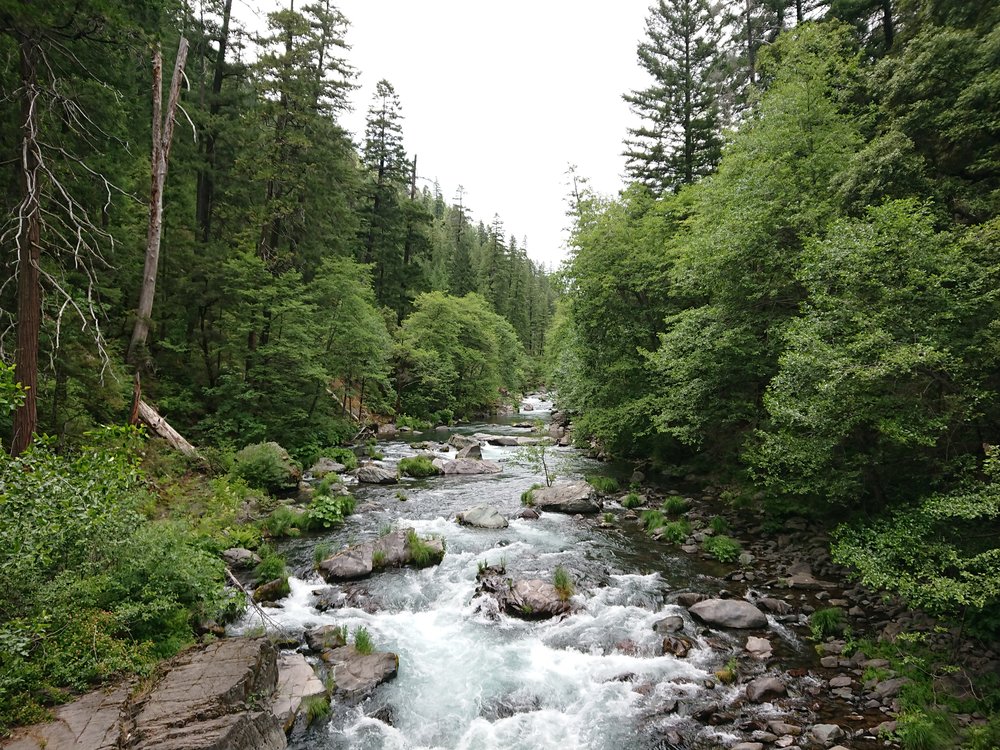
[232,442,300,493]
[398,456,438,478]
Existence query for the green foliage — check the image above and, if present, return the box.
[398,456,438,478]
[513,444,556,486]
[261,506,306,538]
[553,566,575,601]
[324,448,359,471]
[895,709,955,750]
[0,430,229,733]
[396,292,526,420]
[301,694,331,726]
[315,474,342,494]
[708,515,729,534]
[660,520,691,545]
[661,496,688,516]
[396,415,431,430]
[253,547,287,585]
[586,475,620,494]
[810,607,846,640]
[353,627,375,655]
[621,492,644,509]
[404,529,442,568]
[305,494,355,530]
[641,510,667,533]
[313,542,332,567]
[521,483,543,506]
[702,535,741,563]
[602,512,615,524]
[372,549,387,568]
[232,442,299,494]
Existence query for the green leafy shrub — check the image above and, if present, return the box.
[702,534,741,562]
[232,442,300,493]
[810,607,846,640]
[398,456,438,478]
[324,447,359,471]
[641,509,666,533]
[315,474,342,494]
[521,483,543,506]
[586,475,620,494]
[553,566,575,601]
[0,430,229,734]
[621,492,644,509]
[396,414,431,430]
[254,546,286,585]
[661,496,688,516]
[661,519,691,544]
[896,709,954,750]
[709,515,730,534]
[305,494,355,530]
[405,529,442,568]
[313,542,332,567]
[261,506,306,538]
[301,694,330,726]
[602,512,615,524]
[353,627,375,655]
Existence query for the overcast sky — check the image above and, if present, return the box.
[236,1,650,268]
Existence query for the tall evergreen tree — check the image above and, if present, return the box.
[623,0,724,195]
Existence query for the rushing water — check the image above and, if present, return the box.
[232,396,814,750]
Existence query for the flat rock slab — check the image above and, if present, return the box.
[309,457,347,477]
[5,638,286,750]
[456,444,482,459]
[689,598,767,629]
[472,433,550,447]
[431,458,502,475]
[318,544,374,581]
[3,682,133,750]
[318,530,445,583]
[531,481,601,514]
[271,652,325,731]
[456,505,509,529]
[448,434,481,450]
[356,464,398,484]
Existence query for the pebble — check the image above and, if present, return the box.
[829,675,853,688]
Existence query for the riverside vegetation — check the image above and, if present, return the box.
[2,0,1000,747]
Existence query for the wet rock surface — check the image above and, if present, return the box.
[455,504,509,528]
[530,480,601,514]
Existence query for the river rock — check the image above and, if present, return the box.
[222,547,261,569]
[767,721,801,736]
[448,434,481,450]
[272,652,326,731]
[829,674,853,688]
[318,544,374,581]
[531,481,601,514]
[811,724,844,743]
[676,592,706,607]
[732,744,765,750]
[473,433,549,447]
[356,463,398,484]
[746,636,773,658]
[310,457,347,478]
[457,443,483,459]
[653,615,684,634]
[506,579,572,619]
[322,647,399,695]
[516,508,540,520]
[745,675,786,702]
[661,634,694,657]
[253,577,290,604]
[305,624,347,652]
[757,597,793,615]
[377,423,398,439]
[456,505,509,529]
[689,599,767,629]
[431,457,502,475]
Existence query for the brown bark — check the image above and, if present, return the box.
[11,35,42,457]
[137,399,198,457]
[128,37,190,368]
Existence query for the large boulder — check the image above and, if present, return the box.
[376,423,398,440]
[356,463,398,484]
[321,647,398,695]
[431,458,502,475]
[309,457,347,478]
[304,624,347,652]
[507,579,571,619]
[233,442,301,494]
[456,505,509,529]
[473,433,549,447]
[688,598,767,629]
[448,434,481,450]
[317,530,445,583]
[745,675,786,703]
[222,547,261,570]
[531,481,601,514]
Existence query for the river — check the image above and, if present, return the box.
[232,396,827,750]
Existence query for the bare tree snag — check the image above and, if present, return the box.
[137,399,198,457]
[11,34,42,457]
[128,37,190,368]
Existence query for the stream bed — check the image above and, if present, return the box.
[232,397,872,750]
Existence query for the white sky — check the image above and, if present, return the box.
[236,1,650,268]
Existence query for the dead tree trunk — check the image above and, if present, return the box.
[128,37,190,368]
[195,0,233,241]
[11,34,42,457]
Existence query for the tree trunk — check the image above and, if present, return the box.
[11,35,42,457]
[881,0,894,49]
[138,399,199,457]
[128,37,190,368]
[196,0,233,242]
[795,0,803,22]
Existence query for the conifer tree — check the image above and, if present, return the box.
[623,0,724,195]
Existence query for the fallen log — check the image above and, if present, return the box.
[138,399,199,457]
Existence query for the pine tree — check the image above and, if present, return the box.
[623,0,724,195]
